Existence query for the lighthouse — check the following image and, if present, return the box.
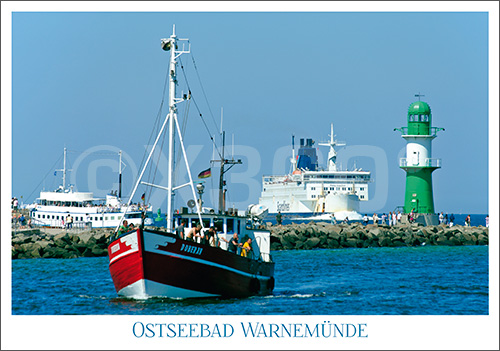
[395,96,444,214]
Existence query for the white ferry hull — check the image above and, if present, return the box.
[260,192,360,215]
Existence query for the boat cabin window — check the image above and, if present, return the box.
[125,213,141,219]
[214,218,223,232]
[227,218,234,233]
[191,218,211,229]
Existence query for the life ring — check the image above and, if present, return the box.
[266,277,275,291]
[249,278,261,293]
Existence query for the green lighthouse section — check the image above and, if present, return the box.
[395,98,444,217]
[404,168,435,214]
[407,101,431,135]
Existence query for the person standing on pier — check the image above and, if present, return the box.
[276,211,282,226]
[449,214,455,227]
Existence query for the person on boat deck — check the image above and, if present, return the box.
[206,226,218,247]
[117,220,129,235]
[186,224,202,242]
[224,233,242,254]
[241,237,252,258]
[199,228,210,245]
[176,220,186,239]
[128,222,137,230]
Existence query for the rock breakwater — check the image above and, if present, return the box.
[11,228,113,259]
[11,222,489,259]
[269,222,489,250]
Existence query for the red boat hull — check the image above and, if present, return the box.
[108,228,275,299]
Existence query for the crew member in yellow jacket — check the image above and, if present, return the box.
[241,237,252,258]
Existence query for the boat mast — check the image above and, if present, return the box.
[62,147,67,190]
[166,26,177,230]
[116,25,204,233]
[118,150,122,200]
[318,123,345,172]
[219,131,225,214]
[56,147,69,191]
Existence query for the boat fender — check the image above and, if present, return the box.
[266,277,275,291]
[249,278,260,293]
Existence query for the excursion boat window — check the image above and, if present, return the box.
[111,216,115,220]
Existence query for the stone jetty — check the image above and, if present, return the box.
[11,222,488,259]
[11,227,114,259]
[268,222,489,251]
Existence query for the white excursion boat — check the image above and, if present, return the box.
[107,26,275,299]
[30,148,153,229]
[259,124,372,221]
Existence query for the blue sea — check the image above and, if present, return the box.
[11,245,488,315]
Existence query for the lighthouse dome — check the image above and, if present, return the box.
[408,101,431,115]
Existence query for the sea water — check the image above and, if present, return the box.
[11,245,488,315]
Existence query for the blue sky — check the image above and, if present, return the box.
[6,8,496,215]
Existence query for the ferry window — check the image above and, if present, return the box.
[52,215,54,219]
[111,216,115,220]
[42,215,45,219]
[227,218,234,233]
[348,187,352,191]
[360,195,365,199]
[118,216,122,220]
[56,216,59,220]
[95,217,98,221]
[37,214,40,218]
[342,188,346,191]
[312,195,316,198]
[99,217,103,221]
[360,187,365,191]
[311,187,316,190]
[105,217,108,220]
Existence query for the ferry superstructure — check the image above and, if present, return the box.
[259,124,371,220]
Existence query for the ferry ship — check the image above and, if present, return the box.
[259,125,371,221]
[30,148,153,229]
[107,26,275,299]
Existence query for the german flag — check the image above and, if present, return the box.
[141,193,145,201]
[198,168,211,179]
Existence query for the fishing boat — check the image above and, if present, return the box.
[107,27,275,299]
[259,124,372,221]
[30,148,153,229]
